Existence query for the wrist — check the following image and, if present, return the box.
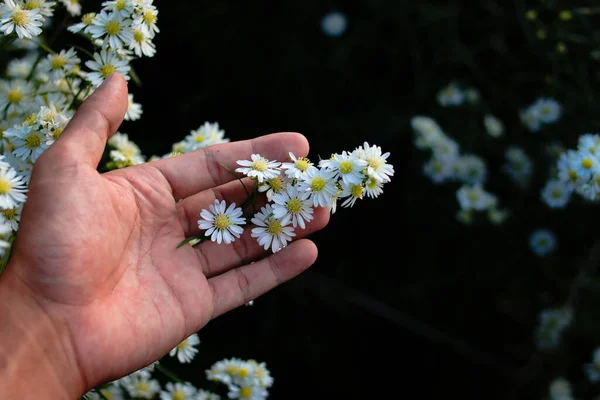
[0,265,86,399]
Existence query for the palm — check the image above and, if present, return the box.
[3,74,329,390]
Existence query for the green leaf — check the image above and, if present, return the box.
[177,235,202,249]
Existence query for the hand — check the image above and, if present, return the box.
[0,74,329,398]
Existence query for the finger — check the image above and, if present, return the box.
[176,177,259,237]
[150,132,309,199]
[45,73,128,169]
[196,205,329,278]
[208,239,318,319]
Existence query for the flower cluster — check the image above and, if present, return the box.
[410,115,508,225]
[520,97,561,132]
[436,81,481,107]
[206,358,273,400]
[194,142,394,253]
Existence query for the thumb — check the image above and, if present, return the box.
[45,73,129,169]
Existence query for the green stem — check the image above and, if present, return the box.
[0,235,15,275]
[67,83,89,111]
[155,363,185,383]
[0,34,17,50]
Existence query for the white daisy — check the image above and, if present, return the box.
[85,48,131,87]
[423,156,453,184]
[257,175,287,202]
[296,167,338,208]
[6,55,36,78]
[533,97,561,124]
[319,150,367,185]
[321,11,346,37]
[280,152,313,179]
[483,114,504,138]
[59,0,81,16]
[160,382,197,400]
[0,79,33,115]
[67,12,95,33]
[548,377,573,400]
[339,181,365,208]
[41,47,80,80]
[10,125,48,162]
[120,372,161,399]
[195,389,221,400]
[0,167,27,209]
[22,0,56,17]
[97,384,124,400]
[541,179,572,208]
[437,82,464,106]
[87,10,133,50]
[101,0,134,17]
[129,26,156,57]
[271,184,314,229]
[184,122,226,150]
[248,360,273,389]
[529,229,556,257]
[124,93,142,120]
[487,208,510,225]
[356,142,394,183]
[456,184,497,211]
[0,202,22,231]
[198,199,246,245]
[0,222,12,257]
[453,154,487,184]
[364,177,384,199]
[235,154,281,183]
[132,5,159,38]
[250,204,295,253]
[0,0,44,39]
[227,385,268,400]
[169,333,200,363]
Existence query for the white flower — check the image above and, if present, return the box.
[124,93,142,120]
[0,79,33,115]
[456,184,497,211]
[120,372,161,399]
[41,47,80,80]
[129,26,156,57]
[520,107,542,132]
[251,204,295,253]
[541,179,572,208]
[59,0,81,16]
[0,0,44,39]
[0,222,12,257]
[549,377,573,400]
[257,175,287,202]
[483,114,504,138]
[0,202,22,231]
[227,385,268,400]
[533,97,561,124]
[319,150,367,185]
[198,199,246,245]
[529,229,556,257]
[67,12,95,33]
[271,184,314,229]
[132,5,159,38]
[248,360,273,389]
[86,10,133,50]
[160,382,197,400]
[339,181,365,208]
[102,0,134,17]
[423,156,453,184]
[169,333,200,363]
[321,11,346,37]
[437,82,464,106]
[487,208,509,225]
[22,0,56,17]
[364,177,384,199]
[85,48,131,87]
[184,122,227,151]
[280,152,313,179]
[235,154,281,183]
[296,166,338,208]
[585,348,600,383]
[453,154,487,184]
[356,142,394,183]
[10,125,49,162]
[195,389,221,400]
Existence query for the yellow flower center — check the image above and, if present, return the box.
[50,55,67,70]
[214,214,232,230]
[551,189,562,199]
[99,389,114,400]
[176,339,188,350]
[351,185,364,198]
[252,159,268,171]
[266,219,283,235]
[286,198,302,213]
[100,64,116,78]
[367,179,378,189]
[143,10,157,25]
[294,158,310,172]
[559,10,572,21]
[568,170,578,181]
[0,179,12,195]
[69,0,79,4]
[24,0,41,10]
[226,365,238,375]
[368,158,382,170]
[238,367,250,378]
[310,177,326,192]
[24,113,37,126]
[194,134,205,143]
[82,13,95,25]
[2,208,16,220]
[52,128,63,140]
[133,29,145,43]
[265,178,283,193]
[468,191,480,202]
[135,382,149,393]
[338,160,353,174]
[173,391,186,400]
[11,9,28,27]
[25,132,41,149]
[105,20,121,36]
[240,387,253,399]
[115,0,126,10]
[7,89,23,104]
[582,158,593,169]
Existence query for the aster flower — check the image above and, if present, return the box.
[529,229,556,257]
[22,0,56,17]
[356,142,394,183]
[321,11,346,37]
[9,125,49,162]
[271,184,314,229]
[296,166,338,208]
[160,382,197,400]
[59,0,81,16]
[0,0,44,39]
[235,154,281,183]
[129,26,156,57]
[198,199,246,245]
[483,114,504,138]
[86,10,133,50]
[85,48,131,87]
[132,5,159,38]
[541,180,572,208]
[120,371,161,399]
[280,152,313,179]
[67,12,95,33]
[319,150,367,185]
[169,333,200,363]
[251,204,295,253]
[124,93,142,121]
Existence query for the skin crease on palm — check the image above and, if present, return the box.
[0,73,330,397]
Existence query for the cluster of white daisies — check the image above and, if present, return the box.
[195,142,394,253]
[519,97,561,132]
[84,333,274,400]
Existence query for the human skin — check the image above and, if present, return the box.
[0,73,329,398]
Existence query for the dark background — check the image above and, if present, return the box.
[80,0,600,398]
